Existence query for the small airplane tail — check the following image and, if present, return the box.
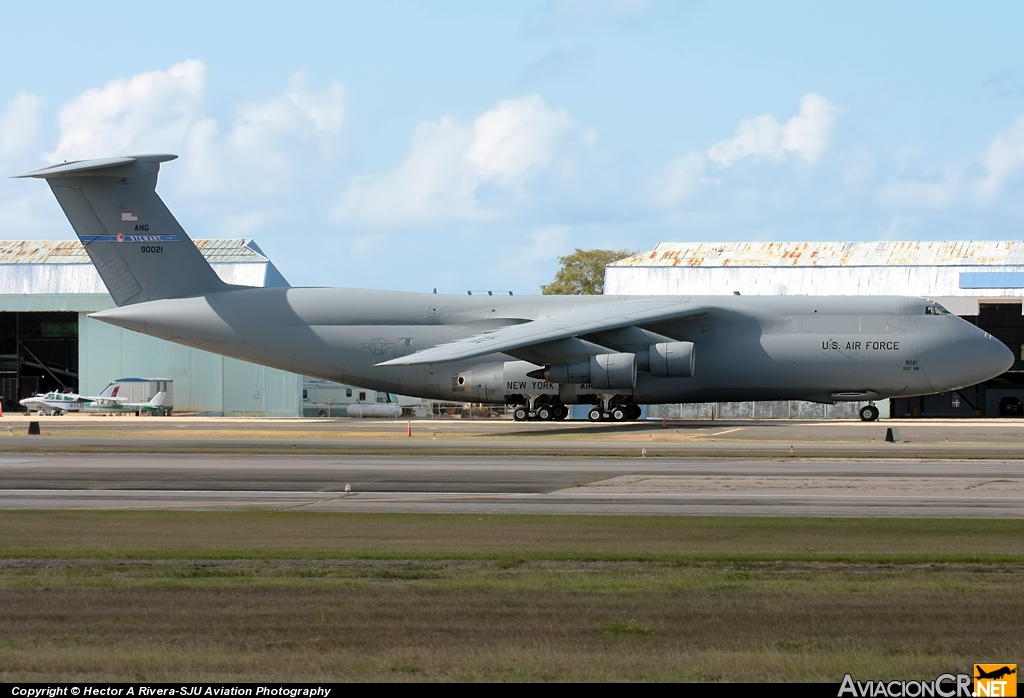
[17,155,238,306]
[147,392,167,408]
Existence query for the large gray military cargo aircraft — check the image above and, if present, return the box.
[19,154,1014,422]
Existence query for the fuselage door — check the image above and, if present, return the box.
[426,306,449,324]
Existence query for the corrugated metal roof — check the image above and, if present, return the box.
[0,238,270,264]
[0,238,287,295]
[611,241,1024,268]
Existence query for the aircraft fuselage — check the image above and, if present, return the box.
[91,288,1011,406]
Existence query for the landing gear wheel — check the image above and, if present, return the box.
[611,406,628,422]
[536,405,553,421]
[553,405,568,420]
[859,405,880,422]
[626,405,642,420]
[587,407,604,422]
[513,406,529,422]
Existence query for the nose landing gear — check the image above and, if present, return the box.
[859,404,880,422]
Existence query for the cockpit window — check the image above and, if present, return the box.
[925,304,950,315]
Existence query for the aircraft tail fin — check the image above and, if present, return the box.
[17,155,237,306]
[147,391,167,408]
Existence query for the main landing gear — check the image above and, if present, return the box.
[588,401,642,422]
[859,404,880,422]
[512,398,642,422]
[512,400,569,422]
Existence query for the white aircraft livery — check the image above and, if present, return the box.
[18,154,1015,422]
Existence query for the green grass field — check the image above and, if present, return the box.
[1,512,1022,681]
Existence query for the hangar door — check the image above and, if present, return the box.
[0,311,79,411]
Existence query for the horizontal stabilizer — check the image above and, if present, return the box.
[16,155,175,179]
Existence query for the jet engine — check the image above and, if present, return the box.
[542,352,637,390]
[641,341,695,378]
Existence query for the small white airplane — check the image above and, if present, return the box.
[81,391,167,415]
[19,384,142,415]
[19,390,87,415]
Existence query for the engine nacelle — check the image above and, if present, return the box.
[646,341,695,378]
[545,352,637,390]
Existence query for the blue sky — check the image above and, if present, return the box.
[2,1,1024,293]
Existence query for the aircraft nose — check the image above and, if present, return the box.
[952,329,1014,388]
[981,332,1016,377]
[919,322,1014,392]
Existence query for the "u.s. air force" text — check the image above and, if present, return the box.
[823,340,900,351]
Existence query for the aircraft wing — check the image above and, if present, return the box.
[376,299,703,366]
[81,396,126,405]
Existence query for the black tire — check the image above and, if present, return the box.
[513,406,529,422]
[611,407,628,422]
[553,405,568,420]
[859,405,879,422]
[317,410,328,418]
[588,407,603,422]
[626,404,642,420]
[537,406,553,421]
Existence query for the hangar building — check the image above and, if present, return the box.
[606,241,1024,418]
[0,239,299,415]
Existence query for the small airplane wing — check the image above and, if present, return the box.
[82,384,125,404]
[121,392,167,409]
[376,299,705,366]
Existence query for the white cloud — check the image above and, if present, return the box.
[653,94,838,209]
[707,93,838,167]
[42,61,344,205]
[975,116,1024,201]
[181,73,346,199]
[466,96,573,184]
[336,95,575,228]
[23,60,345,241]
[0,92,45,163]
[48,60,205,162]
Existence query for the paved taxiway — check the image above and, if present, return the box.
[4,414,1024,458]
[2,453,1023,517]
